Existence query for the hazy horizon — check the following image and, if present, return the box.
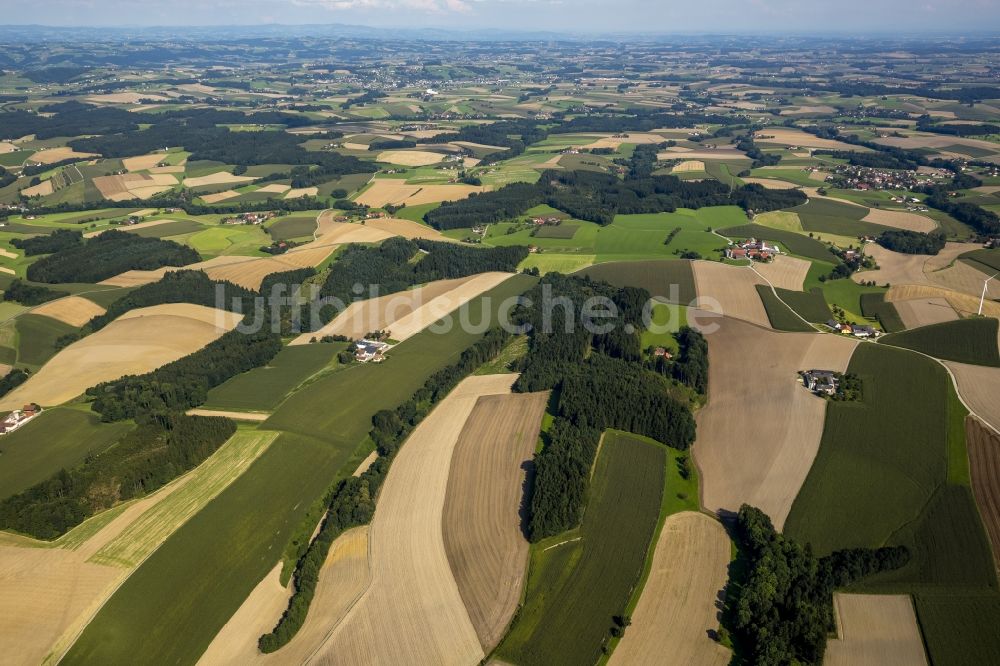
[2,0,999,34]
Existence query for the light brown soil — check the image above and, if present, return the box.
[893,298,959,329]
[692,261,769,327]
[29,296,106,327]
[692,316,857,528]
[284,187,319,199]
[289,277,471,345]
[185,409,270,421]
[862,209,938,233]
[945,361,1000,434]
[200,190,240,204]
[752,255,811,291]
[741,177,799,189]
[364,217,452,241]
[887,285,1000,319]
[256,184,291,194]
[310,374,518,666]
[0,304,242,409]
[198,526,371,666]
[826,594,928,666]
[966,416,1000,571]
[122,154,167,172]
[855,243,993,300]
[672,160,706,173]
[387,272,513,341]
[22,180,54,197]
[28,147,98,164]
[754,128,859,151]
[443,391,548,651]
[610,512,731,666]
[376,150,446,166]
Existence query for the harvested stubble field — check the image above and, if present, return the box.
[183,172,255,188]
[121,153,167,172]
[29,295,106,327]
[966,416,1000,570]
[692,261,769,327]
[290,276,471,345]
[856,243,999,302]
[364,216,452,241]
[355,179,485,208]
[443,390,548,651]
[90,430,281,569]
[0,304,243,410]
[199,526,370,665]
[826,594,928,666]
[692,316,857,528]
[376,150,446,166]
[754,128,860,151]
[311,374,519,666]
[672,160,706,173]
[495,432,665,666]
[887,284,1000,319]
[609,512,731,666]
[385,272,514,342]
[945,360,1000,433]
[741,177,799,189]
[892,297,959,329]
[200,190,239,203]
[82,218,186,238]
[862,208,938,233]
[66,277,537,666]
[751,254,811,291]
[28,147,98,164]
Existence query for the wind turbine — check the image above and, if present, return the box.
[979,273,999,316]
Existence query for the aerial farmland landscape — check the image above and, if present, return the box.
[0,1,999,664]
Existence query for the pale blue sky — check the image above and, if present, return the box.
[2,0,998,33]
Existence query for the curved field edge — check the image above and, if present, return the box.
[492,431,668,666]
[880,317,1000,367]
[61,274,537,666]
[785,343,1000,664]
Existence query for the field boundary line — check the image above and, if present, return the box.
[50,429,282,666]
[746,262,820,332]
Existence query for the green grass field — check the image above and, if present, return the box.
[186,225,270,257]
[129,219,205,239]
[859,292,906,333]
[640,303,688,353]
[62,431,337,666]
[880,317,1000,366]
[14,313,78,368]
[785,343,1000,662]
[820,278,886,324]
[0,407,134,501]
[775,287,833,322]
[960,248,1000,274]
[203,343,345,412]
[754,285,816,332]
[266,216,317,242]
[494,432,666,665]
[64,274,538,665]
[786,345,951,553]
[576,260,697,305]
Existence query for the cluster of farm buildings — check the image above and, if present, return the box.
[725,238,781,261]
[800,370,840,396]
[0,404,41,435]
[825,320,881,338]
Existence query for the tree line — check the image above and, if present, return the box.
[0,414,236,539]
[2,279,68,306]
[314,237,528,326]
[509,274,701,540]
[25,230,200,284]
[425,169,805,230]
[725,505,910,665]
[258,326,513,652]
